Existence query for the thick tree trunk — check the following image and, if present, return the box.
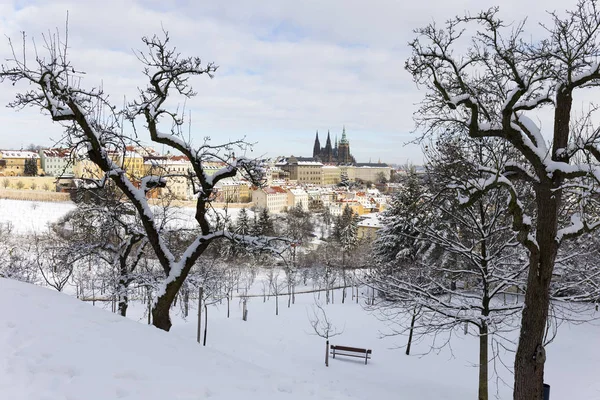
[478,323,488,400]
[118,294,128,317]
[513,186,558,400]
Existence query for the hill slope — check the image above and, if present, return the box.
[0,278,348,400]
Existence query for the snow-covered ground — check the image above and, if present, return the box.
[0,199,249,233]
[0,199,76,234]
[1,278,349,400]
[2,277,600,399]
[2,199,600,399]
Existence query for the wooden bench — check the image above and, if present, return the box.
[330,345,372,365]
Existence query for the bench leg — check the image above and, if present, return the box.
[365,352,368,365]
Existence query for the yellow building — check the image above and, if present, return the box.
[214,180,251,203]
[277,156,323,185]
[322,165,341,185]
[73,158,104,179]
[123,149,145,180]
[357,216,382,240]
[0,150,44,177]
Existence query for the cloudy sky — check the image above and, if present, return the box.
[0,0,582,164]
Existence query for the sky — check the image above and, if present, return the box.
[0,0,584,165]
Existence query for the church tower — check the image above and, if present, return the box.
[338,126,351,164]
[312,131,321,159]
[324,130,333,162]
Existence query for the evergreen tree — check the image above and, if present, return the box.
[235,208,251,235]
[283,203,313,245]
[24,157,38,176]
[256,208,275,236]
[372,167,425,271]
[337,205,358,252]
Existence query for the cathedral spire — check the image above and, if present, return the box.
[312,130,321,159]
[340,125,349,144]
[324,130,333,162]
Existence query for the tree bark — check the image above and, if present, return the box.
[513,185,558,400]
[478,323,488,400]
[152,258,197,331]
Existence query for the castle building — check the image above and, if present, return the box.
[312,127,355,164]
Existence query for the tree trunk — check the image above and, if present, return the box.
[275,293,279,316]
[406,306,417,356]
[118,262,129,317]
[197,287,203,343]
[118,293,128,317]
[147,286,152,325]
[203,304,208,346]
[478,323,488,400]
[227,294,230,318]
[513,186,558,400]
[152,260,195,331]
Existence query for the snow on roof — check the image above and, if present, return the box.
[288,188,307,196]
[0,150,40,159]
[297,161,323,166]
[42,149,71,158]
[358,214,382,228]
[262,186,288,195]
[124,151,143,158]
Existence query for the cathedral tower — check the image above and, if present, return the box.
[312,131,321,159]
[338,126,351,164]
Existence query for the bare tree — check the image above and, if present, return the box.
[406,2,600,397]
[31,232,77,292]
[1,27,268,331]
[308,300,344,367]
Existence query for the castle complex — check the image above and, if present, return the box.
[312,127,355,164]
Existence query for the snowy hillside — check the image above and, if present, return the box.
[0,278,350,400]
[0,199,76,234]
[3,276,600,399]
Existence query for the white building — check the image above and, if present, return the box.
[252,186,289,213]
[287,188,309,211]
[39,149,73,177]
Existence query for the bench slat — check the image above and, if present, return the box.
[330,345,371,354]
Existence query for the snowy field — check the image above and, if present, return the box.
[0,199,76,234]
[2,199,600,399]
[2,277,600,399]
[0,199,248,233]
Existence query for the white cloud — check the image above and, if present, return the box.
[0,0,586,164]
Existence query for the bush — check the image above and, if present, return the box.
[2,178,9,189]
[15,180,25,189]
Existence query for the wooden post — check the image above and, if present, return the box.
[242,298,248,321]
[197,286,203,343]
[325,340,329,367]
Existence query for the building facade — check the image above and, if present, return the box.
[252,186,288,213]
[0,151,44,176]
[40,149,73,177]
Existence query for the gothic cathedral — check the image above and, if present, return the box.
[312,127,355,164]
